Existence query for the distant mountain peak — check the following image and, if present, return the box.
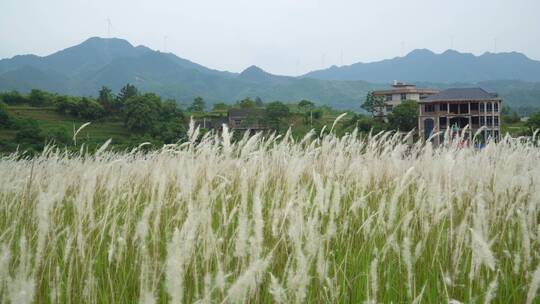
[241,65,266,74]
[406,49,435,57]
[442,49,460,55]
[304,48,540,83]
[239,65,271,81]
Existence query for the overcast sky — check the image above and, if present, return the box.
[1,0,539,76]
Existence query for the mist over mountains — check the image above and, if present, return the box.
[1,37,540,111]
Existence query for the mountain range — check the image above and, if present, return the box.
[304,49,540,83]
[1,37,540,112]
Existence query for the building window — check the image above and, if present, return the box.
[440,103,448,111]
[439,117,447,127]
[494,102,499,112]
[385,105,393,112]
[385,95,392,101]
[480,116,485,126]
[450,104,459,114]
[459,103,469,114]
[487,116,493,126]
[425,104,435,112]
[487,102,492,112]
[494,116,499,126]
[494,130,499,139]
[470,103,479,111]
[472,116,479,125]
[480,103,485,112]
[400,93,407,100]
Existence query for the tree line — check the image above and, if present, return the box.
[2,86,537,153]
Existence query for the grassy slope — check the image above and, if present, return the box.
[2,105,131,145]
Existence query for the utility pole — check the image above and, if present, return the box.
[106,18,112,37]
[163,35,168,52]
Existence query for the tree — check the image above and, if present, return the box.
[0,91,27,105]
[255,97,264,107]
[124,94,162,133]
[265,101,290,132]
[55,96,78,115]
[526,110,540,134]
[188,97,206,113]
[116,83,139,105]
[212,102,230,111]
[15,119,45,151]
[29,89,53,106]
[98,86,114,113]
[298,99,315,110]
[0,101,10,128]
[501,106,520,124]
[298,100,317,126]
[237,97,257,109]
[77,97,105,120]
[361,92,385,116]
[43,126,71,145]
[346,113,387,133]
[387,100,419,131]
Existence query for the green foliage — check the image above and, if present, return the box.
[346,113,387,133]
[361,91,385,115]
[117,83,138,102]
[387,100,419,132]
[254,96,264,107]
[14,119,45,151]
[55,95,78,115]
[298,99,315,110]
[29,89,54,106]
[77,97,105,120]
[43,126,71,145]
[124,94,162,133]
[188,96,206,112]
[237,97,258,109]
[212,102,230,111]
[0,91,28,105]
[0,101,10,128]
[98,86,115,113]
[501,106,521,124]
[526,110,540,133]
[264,101,290,132]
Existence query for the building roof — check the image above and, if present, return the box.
[373,88,439,95]
[420,88,500,103]
[228,108,251,118]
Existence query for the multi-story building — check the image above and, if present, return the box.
[372,82,439,118]
[418,88,502,144]
[227,108,266,132]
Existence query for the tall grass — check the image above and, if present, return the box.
[0,125,539,303]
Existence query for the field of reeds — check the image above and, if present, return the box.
[0,124,539,303]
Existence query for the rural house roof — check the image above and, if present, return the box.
[421,88,500,103]
[228,108,251,118]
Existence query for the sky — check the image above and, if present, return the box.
[1,0,540,76]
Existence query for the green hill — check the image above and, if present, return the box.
[0,37,539,112]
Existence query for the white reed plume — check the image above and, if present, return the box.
[484,274,498,304]
[226,256,271,303]
[526,262,540,304]
[72,122,91,145]
[470,228,496,272]
[269,273,287,303]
